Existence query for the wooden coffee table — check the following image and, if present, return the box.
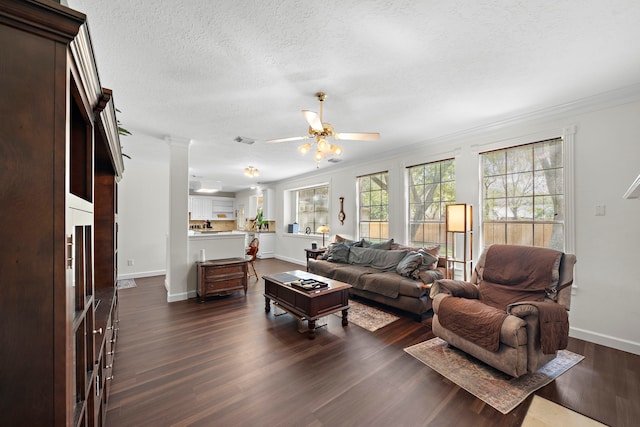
[263,270,351,339]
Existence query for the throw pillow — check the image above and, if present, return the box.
[418,250,438,268]
[396,251,424,277]
[325,243,350,263]
[334,235,365,247]
[418,269,443,285]
[361,238,394,250]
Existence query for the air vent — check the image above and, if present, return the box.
[234,136,255,145]
[328,158,342,163]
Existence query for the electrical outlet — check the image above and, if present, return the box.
[595,205,606,216]
[127,259,134,266]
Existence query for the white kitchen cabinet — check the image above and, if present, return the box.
[211,198,235,220]
[190,196,235,220]
[248,188,275,221]
[189,196,212,220]
[262,188,275,220]
[256,232,275,259]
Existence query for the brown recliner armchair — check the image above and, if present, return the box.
[430,244,576,378]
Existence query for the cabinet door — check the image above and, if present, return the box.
[256,233,275,259]
[190,196,214,220]
[262,189,275,220]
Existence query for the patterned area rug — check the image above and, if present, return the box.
[116,279,137,289]
[334,300,400,332]
[404,337,584,414]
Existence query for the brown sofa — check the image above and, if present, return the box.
[431,244,576,377]
[308,238,446,318]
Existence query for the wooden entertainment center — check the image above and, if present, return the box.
[1,1,124,425]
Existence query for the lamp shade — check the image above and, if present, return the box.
[316,225,330,234]
[446,204,472,232]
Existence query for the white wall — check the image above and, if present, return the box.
[117,136,170,279]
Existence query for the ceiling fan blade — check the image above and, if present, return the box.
[334,132,380,141]
[302,110,324,132]
[266,136,310,144]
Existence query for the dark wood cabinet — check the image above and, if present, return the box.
[197,258,249,302]
[0,1,124,425]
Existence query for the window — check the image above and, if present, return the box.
[357,172,389,242]
[407,159,455,249]
[296,185,328,233]
[480,138,564,250]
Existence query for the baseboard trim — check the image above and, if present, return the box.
[166,289,197,303]
[275,254,306,266]
[118,269,166,280]
[570,326,640,355]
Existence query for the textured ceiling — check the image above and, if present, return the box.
[68,0,640,192]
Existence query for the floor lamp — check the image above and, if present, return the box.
[445,204,473,281]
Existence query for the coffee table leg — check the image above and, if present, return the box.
[265,296,271,313]
[341,308,349,326]
[307,319,316,339]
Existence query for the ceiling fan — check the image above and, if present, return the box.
[267,92,380,163]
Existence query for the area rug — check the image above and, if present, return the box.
[522,395,607,427]
[334,300,400,332]
[404,337,584,414]
[116,279,137,289]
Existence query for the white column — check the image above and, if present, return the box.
[164,136,191,302]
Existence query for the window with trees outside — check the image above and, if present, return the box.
[407,159,456,252]
[296,185,329,234]
[357,172,389,242]
[480,138,564,251]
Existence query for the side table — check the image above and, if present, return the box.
[196,258,248,302]
[304,248,326,271]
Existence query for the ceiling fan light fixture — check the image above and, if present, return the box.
[298,143,311,154]
[244,166,259,177]
[332,145,343,155]
[314,150,323,162]
[317,138,329,151]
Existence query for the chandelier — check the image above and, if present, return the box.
[297,137,343,163]
[244,166,259,177]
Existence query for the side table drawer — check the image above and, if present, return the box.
[204,264,244,278]
[204,275,245,293]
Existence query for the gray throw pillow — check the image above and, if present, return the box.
[418,269,444,284]
[325,243,350,263]
[361,238,394,250]
[396,251,424,277]
[418,249,438,268]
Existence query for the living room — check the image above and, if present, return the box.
[3,1,640,426]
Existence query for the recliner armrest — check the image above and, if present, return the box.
[429,279,479,299]
[507,303,541,318]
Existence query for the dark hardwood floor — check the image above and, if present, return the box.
[107,259,639,427]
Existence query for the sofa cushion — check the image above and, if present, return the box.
[324,243,351,263]
[308,259,349,279]
[360,271,430,298]
[332,264,379,285]
[396,251,424,276]
[348,246,408,271]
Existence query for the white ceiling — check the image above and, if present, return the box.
[68,0,640,192]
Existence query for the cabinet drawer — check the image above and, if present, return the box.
[204,264,244,278]
[205,277,244,293]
